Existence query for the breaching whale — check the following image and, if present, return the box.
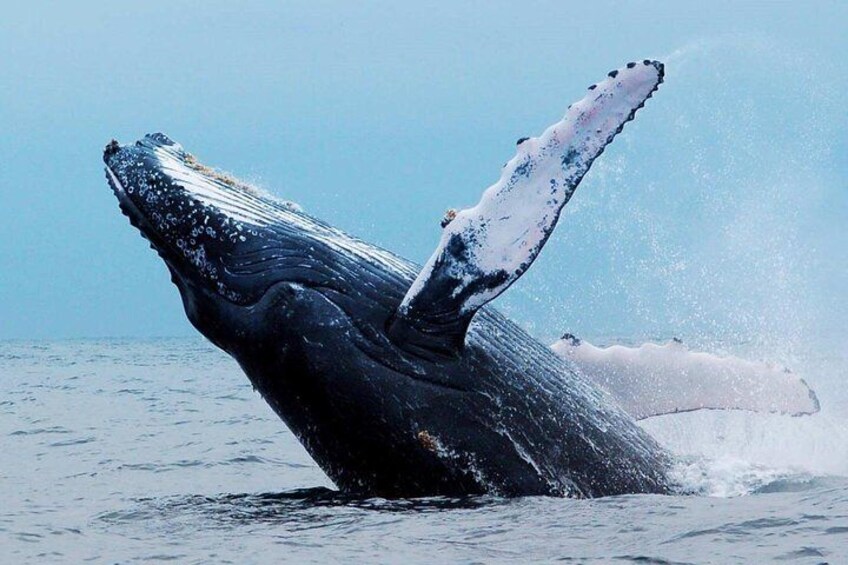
[103,60,815,498]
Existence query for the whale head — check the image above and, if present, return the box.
[103,133,313,350]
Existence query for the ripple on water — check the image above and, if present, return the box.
[10,426,72,436]
[97,488,506,530]
[775,546,827,560]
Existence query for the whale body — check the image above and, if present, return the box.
[104,61,674,497]
[104,59,818,498]
[104,133,672,497]
[107,59,823,498]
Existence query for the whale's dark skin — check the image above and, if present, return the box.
[104,133,672,498]
[103,60,681,498]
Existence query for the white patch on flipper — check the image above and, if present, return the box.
[550,338,820,420]
[400,60,664,318]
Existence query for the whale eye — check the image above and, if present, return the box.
[608,70,618,78]
[627,62,636,68]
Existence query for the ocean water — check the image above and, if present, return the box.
[2,338,847,563]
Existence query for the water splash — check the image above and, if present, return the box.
[502,35,848,492]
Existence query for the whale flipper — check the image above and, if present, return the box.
[388,61,665,357]
[551,337,821,420]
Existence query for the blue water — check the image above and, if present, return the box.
[2,339,847,563]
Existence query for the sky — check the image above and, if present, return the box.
[1,1,846,343]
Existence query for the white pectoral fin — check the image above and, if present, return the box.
[388,60,665,358]
[551,338,821,420]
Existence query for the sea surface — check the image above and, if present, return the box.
[2,338,847,564]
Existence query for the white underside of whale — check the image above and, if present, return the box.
[550,338,820,420]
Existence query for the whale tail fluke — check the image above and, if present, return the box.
[388,61,665,358]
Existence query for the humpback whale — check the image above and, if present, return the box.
[103,60,815,498]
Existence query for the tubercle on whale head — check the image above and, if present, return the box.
[103,133,306,350]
